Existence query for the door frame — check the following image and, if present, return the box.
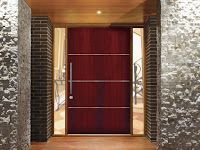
[53,24,145,137]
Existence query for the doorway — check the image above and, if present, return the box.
[53,27,145,135]
[67,27,131,134]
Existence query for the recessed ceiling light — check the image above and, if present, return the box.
[97,10,102,15]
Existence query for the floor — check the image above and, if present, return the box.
[30,137,156,150]
[54,97,144,135]
[133,98,144,134]
[54,105,65,134]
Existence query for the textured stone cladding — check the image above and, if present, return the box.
[0,0,31,149]
[31,16,53,142]
[158,0,200,149]
[144,16,158,142]
[18,0,31,149]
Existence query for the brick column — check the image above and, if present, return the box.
[144,16,158,142]
[31,16,53,142]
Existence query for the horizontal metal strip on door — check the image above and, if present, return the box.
[68,107,130,109]
[68,54,130,56]
[68,80,130,83]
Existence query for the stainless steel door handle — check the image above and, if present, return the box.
[69,62,73,100]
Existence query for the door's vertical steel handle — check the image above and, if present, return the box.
[69,62,73,100]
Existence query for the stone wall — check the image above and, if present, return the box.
[31,16,53,142]
[158,0,200,149]
[144,16,158,142]
[0,0,31,149]
[18,0,31,149]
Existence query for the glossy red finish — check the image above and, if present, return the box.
[68,82,130,107]
[68,55,130,80]
[67,28,130,134]
[68,28,130,54]
[68,108,130,134]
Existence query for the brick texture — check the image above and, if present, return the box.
[144,16,157,142]
[31,16,53,142]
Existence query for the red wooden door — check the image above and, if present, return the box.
[67,28,131,134]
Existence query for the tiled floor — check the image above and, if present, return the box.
[133,99,144,134]
[54,105,65,134]
[54,97,144,135]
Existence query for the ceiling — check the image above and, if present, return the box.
[26,0,157,25]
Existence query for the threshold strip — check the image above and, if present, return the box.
[67,134,131,136]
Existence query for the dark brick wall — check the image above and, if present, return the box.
[31,16,53,142]
[144,16,157,142]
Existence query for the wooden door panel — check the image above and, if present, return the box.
[68,28,130,54]
[67,27,130,134]
[68,108,130,134]
[68,55,130,80]
[68,82,130,107]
